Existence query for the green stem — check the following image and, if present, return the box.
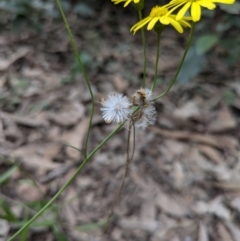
[7,123,125,241]
[151,32,161,91]
[138,10,147,88]
[153,23,195,101]
[56,0,94,157]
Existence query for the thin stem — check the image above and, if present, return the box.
[153,23,195,101]
[130,122,135,162]
[56,0,94,157]
[151,32,161,91]
[7,123,124,241]
[138,10,147,88]
[104,121,133,232]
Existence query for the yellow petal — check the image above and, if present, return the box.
[191,2,201,22]
[211,0,235,3]
[147,18,159,30]
[112,0,123,4]
[176,2,191,20]
[160,16,170,25]
[169,17,184,33]
[130,17,151,33]
[198,0,216,9]
[178,19,191,28]
[124,0,132,7]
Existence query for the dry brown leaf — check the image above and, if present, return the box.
[230,197,240,212]
[140,198,156,221]
[47,102,84,126]
[112,74,128,92]
[170,236,181,241]
[193,197,230,220]
[130,168,153,191]
[18,183,43,202]
[198,222,209,241]
[119,217,158,232]
[158,54,180,71]
[224,221,240,241]
[0,75,7,88]
[12,143,61,173]
[211,180,240,191]
[0,219,9,239]
[155,190,190,217]
[151,127,237,150]
[0,111,48,127]
[3,121,24,147]
[61,188,79,226]
[198,145,222,164]
[0,47,30,70]
[172,162,185,189]
[22,67,44,78]
[188,147,212,170]
[61,117,89,159]
[217,222,234,241]
[208,107,237,132]
[150,220,176,240]
[173,101,200,119]
[76,176,93,189]
[164,139,187,156]
[158,115,176,129]
[0,119,4,140]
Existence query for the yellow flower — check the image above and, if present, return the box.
[130,6,192,34]
[166,0,236,22]
[112,0,140,7]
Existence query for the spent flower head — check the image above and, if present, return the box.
[100,93,132,124]
[132,88,153,107]
[130,5,192,34]
[166,0,235,22]
[112,0,140,7]
[134,105,157,129]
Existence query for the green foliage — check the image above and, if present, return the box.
[196,34,219,55]
[177,46,205,84]
[52,226,68,241]
[219,2,240,15]
[0,200,18,222]
[73,2,95,17]
[0,165,18,184]
[177,7,239,84]
[224,90,235,105]
[0,0,56,31]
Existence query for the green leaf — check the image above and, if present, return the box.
[73,3,95,17]
[11,219,56,228]
[0,201,17,221]
[196,35,219,55]
[219,2,240,15]
[177,47,206,84]
[75,218,114,232]
[0,165,18,184]
[52,225,68,241]
[20,210,29,241]
[224,90,235,105]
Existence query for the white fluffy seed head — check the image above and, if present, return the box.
[134,104,157,129]
[100,93,132,124]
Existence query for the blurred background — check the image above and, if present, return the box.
[0,0,240,240]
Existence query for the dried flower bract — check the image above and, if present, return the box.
[132,88,153,107]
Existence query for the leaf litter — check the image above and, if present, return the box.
[0,2,240,241]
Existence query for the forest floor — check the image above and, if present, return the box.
[1,1,240,241]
